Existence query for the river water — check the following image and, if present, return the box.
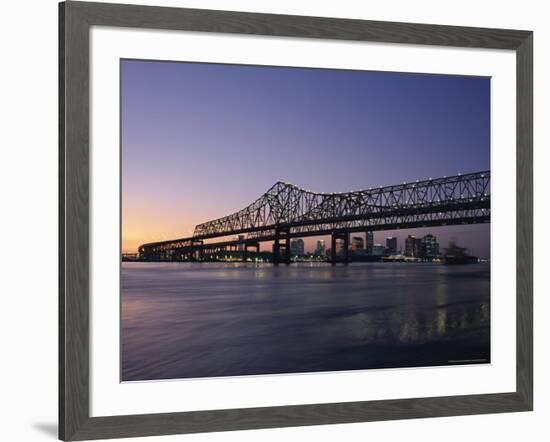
[121,262,490,381]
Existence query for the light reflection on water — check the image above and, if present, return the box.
[121,262,490,381]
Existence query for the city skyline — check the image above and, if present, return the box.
[122,59,490,256]
[268,231,477,258]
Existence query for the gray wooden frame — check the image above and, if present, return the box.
[59,1,533,440]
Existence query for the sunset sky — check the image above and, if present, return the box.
[121,60,490,256]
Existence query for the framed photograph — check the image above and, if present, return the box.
[59,1,533,440]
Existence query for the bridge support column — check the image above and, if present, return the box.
[330,232,349,265]
[192,240,204,261]
[331,234,337,266]
[244,243,260,262]
[242,245,248,262]
[343,234,349,266]
[284,236,291,265]
[273,237,280,266]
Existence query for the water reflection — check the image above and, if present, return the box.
[122,262,490,381]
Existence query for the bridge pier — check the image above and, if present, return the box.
[343,234,349,266]
[330,232,349,265]
[192,240,204,261]
[273,229,291,266]
[273,237,280,266]
[331,234,337,266]
[284,236,291,265]
[243,243,261,262]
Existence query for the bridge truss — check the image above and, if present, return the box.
[138,170,490,262]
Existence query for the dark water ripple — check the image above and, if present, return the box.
[121,262,490,381]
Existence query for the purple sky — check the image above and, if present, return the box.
[121,59,490,257]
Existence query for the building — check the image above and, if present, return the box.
[386,237,397,255]
[405,235,422,257]
[315,239,326,256]
[350,236,365,252]
[420,234,439,259]
[365,231,374,255]
[405,235,415,256]
[290,239,305,257]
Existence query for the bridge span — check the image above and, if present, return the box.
[138,170,490,264]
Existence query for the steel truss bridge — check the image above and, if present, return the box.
[138,170,490,264]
